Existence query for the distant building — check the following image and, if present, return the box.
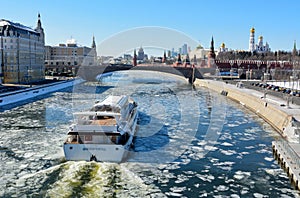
[189,45,209,60]
[0,14,45,84]
[123,54,132,60]
[171,48,177,57]
[137,46,145,61]
[182,43,188,55]
[219,43,228,53]
[256,36,270,53]
[99,55,113,64]
[45,36,97,68]
[167,50,171,57]
[178,47,182,55]
[249,27,271,53]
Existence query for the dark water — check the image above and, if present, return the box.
[0,71,298,197]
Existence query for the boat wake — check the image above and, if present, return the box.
[12,161,164,197]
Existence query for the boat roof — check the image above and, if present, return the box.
[73,111,120,116]
[94,95,128,108]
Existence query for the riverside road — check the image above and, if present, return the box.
[227,80,300,106]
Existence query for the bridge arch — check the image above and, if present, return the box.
[77,65,203,84]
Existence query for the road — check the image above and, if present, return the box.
[225,80,300,106]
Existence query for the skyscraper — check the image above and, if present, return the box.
[182,43,188,55]
[137,46,145,61]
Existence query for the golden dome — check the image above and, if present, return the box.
[259,35,263,40]
[221,43,225,48]
[250,27,255,33]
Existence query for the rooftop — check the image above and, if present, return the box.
[0,19,37,34]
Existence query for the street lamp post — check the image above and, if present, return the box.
[270,68,276,81]
[257,60,262,80]
[215,66,220,78]
[246,65,250,81]
[229,60,234,78]
[265,61,272,82]
[237,60,242,79]
[279,61,285,82]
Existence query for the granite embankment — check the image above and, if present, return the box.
[195,79,300,141]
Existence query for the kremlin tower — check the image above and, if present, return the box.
[208,36,216,68]
[91,35,97,63]
[133,49,137,66]
[293,40,298,57]
[249,27,255,52]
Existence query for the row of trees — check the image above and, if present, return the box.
[217,50,300,61]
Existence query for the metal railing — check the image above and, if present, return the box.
[276,138,300,168]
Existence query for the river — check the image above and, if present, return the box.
[0,71,298,197]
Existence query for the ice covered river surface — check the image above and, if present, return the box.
[0,71,299,197]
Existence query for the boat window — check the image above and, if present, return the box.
[78,136,84,143]
[92,105,120,113]
[96,115,114,120]
[85,135,92,141]
[110,136,117,144]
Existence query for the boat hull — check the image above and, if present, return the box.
[63,143,131,162]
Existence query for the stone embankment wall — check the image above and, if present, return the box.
[195,79,292,136]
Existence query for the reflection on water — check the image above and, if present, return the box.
[0,71,298,197]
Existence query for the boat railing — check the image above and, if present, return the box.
[74,125,117,132]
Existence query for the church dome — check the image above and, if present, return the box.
[259,35,263,40]
[221,43,225,48]
[250,27,255,33]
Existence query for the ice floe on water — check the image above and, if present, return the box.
[264,157,274,162]
[1,71,300,197]
[221,142,234,147]
[233,171,251,180]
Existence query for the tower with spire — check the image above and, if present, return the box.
[162,51,166,63]
[208,36,216,68]
[92,35,96,49]
[293,40,298,57]
[35,13,44,44]
[249,27,255,52]
[209,36,216,59]
[91,35,97,63]
[133,49,137,66]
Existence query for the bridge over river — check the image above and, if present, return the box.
[76,64,203,83]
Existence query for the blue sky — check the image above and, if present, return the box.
[1,0,299,56]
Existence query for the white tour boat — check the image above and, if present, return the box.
[63,95,138,162]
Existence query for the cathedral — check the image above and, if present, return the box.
[249,27,271,53]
